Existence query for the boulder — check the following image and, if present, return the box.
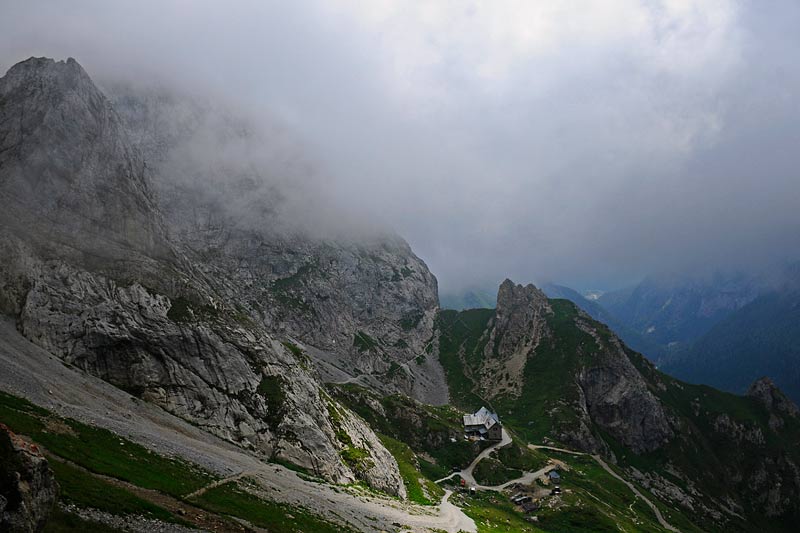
[0,424,58,533]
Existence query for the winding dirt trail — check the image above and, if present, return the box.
[528,444,680,532]
[590,454,679,533]
[436,429,558,491]
[184,472,249,499]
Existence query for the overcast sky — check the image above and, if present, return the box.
[2,1,800,293]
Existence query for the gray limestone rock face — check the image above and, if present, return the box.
[573,323,673,454]
[489,279,551,358]
[0,57,404,496]
[6,231,404,494]
[0,58,174,266]
[479,279,551,399]
[481,280,672,455]
[108,86,447,405]
[0,424,58,532]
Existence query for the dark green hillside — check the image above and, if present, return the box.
[437,291,800,532]
[542,283,665,359]
[437,307,495,410]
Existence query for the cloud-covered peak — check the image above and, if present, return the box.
[2,1,798,292]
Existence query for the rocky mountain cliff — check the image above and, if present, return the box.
[106,84,447,404]
[0,57,407,496]
[439,280,800,531]
[0,58,174,271]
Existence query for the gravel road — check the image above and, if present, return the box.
[436,429,557,491]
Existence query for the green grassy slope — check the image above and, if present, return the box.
[0,390,211,497]
[331,384,491,480]
[437,299,800,532]
[437,307,496,410]
[189,477,353,533]
[0,390,361,532]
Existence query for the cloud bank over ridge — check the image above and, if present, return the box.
[2,0,799,292]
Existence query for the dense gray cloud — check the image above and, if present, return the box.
[2,0,799,293]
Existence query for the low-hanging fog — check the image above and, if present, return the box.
[2,1,800,294]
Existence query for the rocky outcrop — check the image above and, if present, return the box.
[574,325,672,454]
[475,280,672,454]
[478,280,550,399]
[747,377,799,417]
[0,424,58,532]
[0,57,404,496]
[488,279,551,358]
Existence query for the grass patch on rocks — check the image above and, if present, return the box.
[191,478,354,533]
[353,331,378,352]
[378,434,443,505]
[257,375,287,429]
[472,457,522,486]
[49,460,180,524]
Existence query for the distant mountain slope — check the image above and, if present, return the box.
[598,273,760,354]
[438,280,800,532]
[439,288,496,310]
[663,289,800,403]
[542,283,665,359]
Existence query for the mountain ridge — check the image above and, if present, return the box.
[438,279,800,530]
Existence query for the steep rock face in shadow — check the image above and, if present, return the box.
[0,57,404,496]
[572,327,672,454]
[748,376,799,416]
[0,423,58,533]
